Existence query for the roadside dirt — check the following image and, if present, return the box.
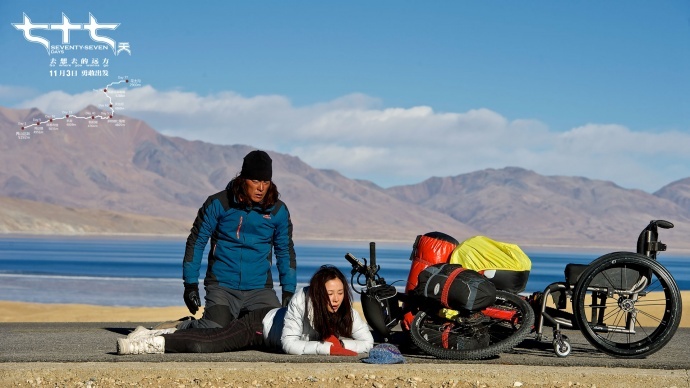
[1,362,689,388]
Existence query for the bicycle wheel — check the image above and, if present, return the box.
[409,290,534,360]
[572,252,682,358]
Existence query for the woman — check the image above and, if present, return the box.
[117,265,374,356]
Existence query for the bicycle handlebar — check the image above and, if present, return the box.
[344,252,366,274]
[370,242,376,268]
[345,243,383,289]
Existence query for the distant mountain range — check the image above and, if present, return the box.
[1,105,688,251]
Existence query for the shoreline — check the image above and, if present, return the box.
[0,300,367,323]
[1,292,688,327]
[4,232,690,253]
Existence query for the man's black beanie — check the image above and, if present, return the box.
[241,150,272,181]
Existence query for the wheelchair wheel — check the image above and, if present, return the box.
[553,335,571,357]
[409,290,534,360]
[572,252,682,358]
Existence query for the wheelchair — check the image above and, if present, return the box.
[532,220,683,358]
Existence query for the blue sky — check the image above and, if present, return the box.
[1,1,689,193]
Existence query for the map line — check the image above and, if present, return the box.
[19,79,129,130]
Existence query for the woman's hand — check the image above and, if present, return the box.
[323,335,357,356]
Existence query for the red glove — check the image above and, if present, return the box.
[323,334,339,346]
[331,346,357,356]
[323,334,357,356]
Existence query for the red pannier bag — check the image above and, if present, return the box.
[401,231,458,330]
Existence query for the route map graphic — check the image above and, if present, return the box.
[16,77,140,140]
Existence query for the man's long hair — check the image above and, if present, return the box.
[308,265,354,339]
[228,174,280,210]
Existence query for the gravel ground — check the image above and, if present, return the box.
[1,362,689,388]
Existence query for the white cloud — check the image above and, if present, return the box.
[13,89,110,113]
[14,85,690,192]
[0,85,38,101]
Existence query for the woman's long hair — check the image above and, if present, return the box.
[308,265,354,339]
[228,174,280,210]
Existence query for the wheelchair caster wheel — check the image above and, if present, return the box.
[553,337,571,357]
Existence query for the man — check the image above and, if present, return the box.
[177,150,296,329]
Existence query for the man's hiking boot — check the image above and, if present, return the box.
[117,336,165,355]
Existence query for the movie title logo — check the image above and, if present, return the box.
[12,13,131,56]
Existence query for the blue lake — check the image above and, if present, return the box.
[0,236,687,307]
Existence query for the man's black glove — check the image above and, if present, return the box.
[183,283,201,315]
[282,291,294,307]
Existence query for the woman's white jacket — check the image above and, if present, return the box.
[262,287,374,355]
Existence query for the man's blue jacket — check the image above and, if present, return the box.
[182,186,296,294]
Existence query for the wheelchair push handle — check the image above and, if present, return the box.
[654,220,674,230]
[637,219,674,260]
